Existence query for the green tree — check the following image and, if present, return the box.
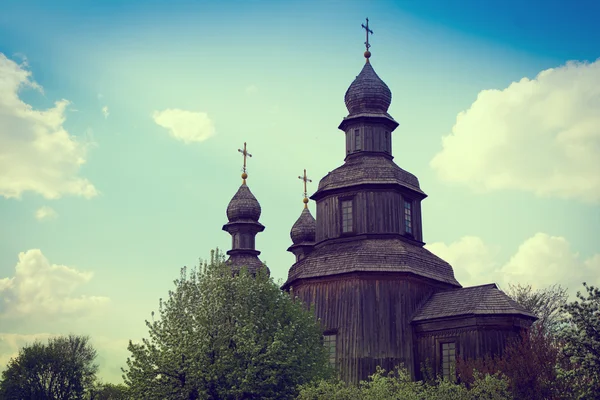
[297,366,512,400]
[123,250,330,400]
[0,334,98,400]
[87,382,129,399]
[560,282,600,398]
[505,283,568,335]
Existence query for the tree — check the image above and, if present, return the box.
[297,366,512,400]
[123,250,331,400]
[505,283,568,335]
[0,334,98,400]
[456,324,569,400]
[87,382,129,399]
[560,282,600,398]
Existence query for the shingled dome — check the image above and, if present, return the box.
[290,208,316,244]
[344,62,392,115]
[226,183,261,221]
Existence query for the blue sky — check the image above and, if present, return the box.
[1,0,599,384]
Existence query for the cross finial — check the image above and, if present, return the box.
[298,169,312,209]
[238,142,252,184]
[361,18,373,62]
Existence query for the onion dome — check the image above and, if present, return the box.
[226,183,261,221]
[344,62,392,115]
[290,207,316,244]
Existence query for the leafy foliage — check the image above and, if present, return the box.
[457,282,600,399]
[87,382,129,399]
[0,334,98,400]
[560,282,600,398]
[505,283,568,335]
[458,325,570,399]
[297,366,512,400]
[123,249,330,400]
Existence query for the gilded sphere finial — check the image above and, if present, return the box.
[303,197,309,204]
[364,50,371,59]
[241,172,248,180]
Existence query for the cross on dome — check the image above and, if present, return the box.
[298,169,312,208]
[361,18,373,61]
[238,142,252,184]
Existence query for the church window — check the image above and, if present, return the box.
[341,200,353,233]
[323,334,337,368]
[354,129,361,150]
[384,131,389,152]
[404,200,412,235]
[441,342,457,380]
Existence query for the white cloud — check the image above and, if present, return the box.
[35,205,58,221]
[426,236,501,286]
[102,105,109,119]
[245,84,258,95]
[426,233,600,297]
[431,59,600,203]
[0,53,97,200]
[152,108,215,144]
[0,249,109,318]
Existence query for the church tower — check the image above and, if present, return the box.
[287,169,317,263]
[282,19,461,382]
[222,143,268,275]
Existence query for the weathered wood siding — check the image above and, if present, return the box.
[413,317,528,379]
[343,122,393,155]
[292,274,442,383]
[316,191,423,242]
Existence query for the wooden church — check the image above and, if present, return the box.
[221,20,537,384]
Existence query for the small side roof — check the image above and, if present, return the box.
[412,283,537,322]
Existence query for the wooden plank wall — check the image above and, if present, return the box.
[414,327,521,379]
[294,275,437,383]
[316,191,423,242]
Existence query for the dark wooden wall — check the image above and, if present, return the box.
[292,273,445,383]
[343,122,393,155]
[316,191,423,243]
[413,317,528,379]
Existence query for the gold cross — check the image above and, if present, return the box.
[361,18,373,51]
[298,169,312,208]
[238,142,252,183]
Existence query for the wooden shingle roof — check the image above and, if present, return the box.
[284,237,461,287]
[290,207,316,245]
[412,283,537,322]
[344,61,392,115]
[226,183,262,222]
[312,155,425,200]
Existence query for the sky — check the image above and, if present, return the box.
[1,0,599,384]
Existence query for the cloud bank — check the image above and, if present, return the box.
[0,53,97,200]
[0,249,109,318]
[431,59,600,203]
[426,233,600,297]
